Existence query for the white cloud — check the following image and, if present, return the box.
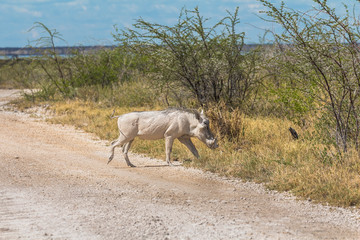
[30,29,40,39]
[2,0,50,3]
[248,3,261,10]
[13,6,42,17]
[221,0,259,3]
[153,4,179,14]
[247,3,265,13]
[54,0,89,11]
[122,3,138,13]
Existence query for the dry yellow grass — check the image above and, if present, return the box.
[43,100,360,207]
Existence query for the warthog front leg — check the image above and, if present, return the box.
[178,136,199,158]
[165,136,175,166]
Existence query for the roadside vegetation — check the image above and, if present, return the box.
[1,0,360,207]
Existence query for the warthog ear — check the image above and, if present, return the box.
[199,109,210,127]
[199,109,206,122]
[195,109,204,123]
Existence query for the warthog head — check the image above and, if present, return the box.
[196,110,219,149]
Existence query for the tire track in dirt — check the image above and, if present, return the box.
[1,89,360,240]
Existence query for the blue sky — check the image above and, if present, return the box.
[0,0,347,47]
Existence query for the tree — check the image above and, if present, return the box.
[260,0,360,153]
[28,22,72,97]
[113,7,261,108]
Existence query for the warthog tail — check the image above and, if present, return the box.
[110,109,121,119]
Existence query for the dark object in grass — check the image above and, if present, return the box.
[289,127,299,140]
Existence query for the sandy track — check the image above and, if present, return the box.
[1,89,360,240]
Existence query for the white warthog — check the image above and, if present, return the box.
[108,108,218,167]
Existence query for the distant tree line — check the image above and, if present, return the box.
[0,46,115,57]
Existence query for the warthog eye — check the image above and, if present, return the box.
[200,118,209,126]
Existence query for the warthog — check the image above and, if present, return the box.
[108,108,218,167]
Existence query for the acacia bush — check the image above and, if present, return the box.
[28,22,74,98]
[113,7,262,109]
[70,46,147,89]
[260,0,360,155]
[25,22,150,101]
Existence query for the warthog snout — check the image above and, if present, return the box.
[206,137,219,149]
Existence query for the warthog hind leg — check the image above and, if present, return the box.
[122,140,135,167]
[108,136,134,166]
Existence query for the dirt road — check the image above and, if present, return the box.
[1,89,360,240]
